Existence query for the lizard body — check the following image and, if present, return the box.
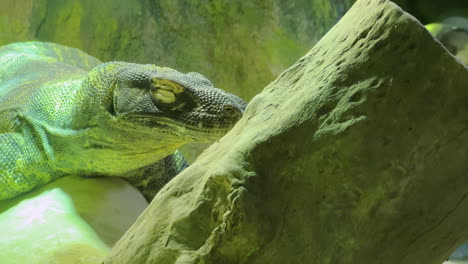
[0,42,245,200]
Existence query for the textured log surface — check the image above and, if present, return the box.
[104,0,468,263]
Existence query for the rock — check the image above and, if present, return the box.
[0,189,108,263]
[0,176,148,263]
[426,17,468,261]
[40,176,149,246]
[103,0,468,263]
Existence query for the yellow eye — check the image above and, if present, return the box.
[154,89,176,103]
[152,79,185,104]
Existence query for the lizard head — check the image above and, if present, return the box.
[109,63,246,142]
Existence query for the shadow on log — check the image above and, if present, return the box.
[104,0,468,263]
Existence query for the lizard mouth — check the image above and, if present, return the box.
[120,113,242,141]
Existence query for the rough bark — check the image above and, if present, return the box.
[104,0,468,263]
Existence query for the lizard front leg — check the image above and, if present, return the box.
[0,110,60,200]
[125,150,188,201]
[0,132,54,200]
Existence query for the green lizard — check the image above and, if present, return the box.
[0,42,245,201]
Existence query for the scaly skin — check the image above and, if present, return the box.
[0,42,245,200]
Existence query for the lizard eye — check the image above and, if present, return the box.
[152,78,185,104]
